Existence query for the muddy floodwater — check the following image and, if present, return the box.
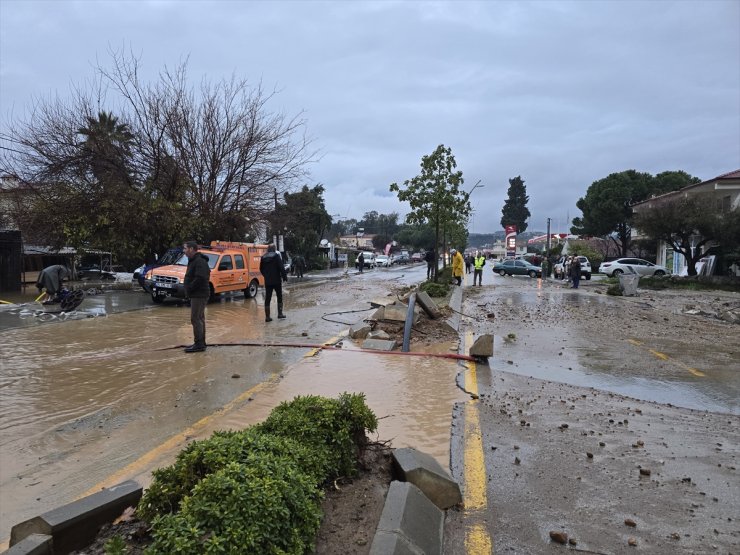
[2,267,738,547]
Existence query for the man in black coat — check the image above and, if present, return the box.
[183,241,211,353]
[259,244,288,322]
[424,249,436,280]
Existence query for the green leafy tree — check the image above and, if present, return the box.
[390,144,470,281]
[269,185,331,265]
[500,176,531,233]
[634,193,740,276]
[572,170,694,257]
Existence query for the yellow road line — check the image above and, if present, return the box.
[463,331,493,553]
[629,339,706,378]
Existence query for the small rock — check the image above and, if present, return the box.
[301,332,308,336]
[549,531,568,544]
[568,538,577,545]
[587,452,594,459]
[628,537,638,546]
[599,441,606,447]
[670,532,680,540]
[625,518,637,527]
[231,373,241,379]
[514,457,520,465]
[639,468,651,476]
[559,423,569,429]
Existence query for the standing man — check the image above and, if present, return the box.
[36,264,69,303]
[425,249,436,280]
[570,256,582,289]
[183,241,211,353]
[357,251,364,273]
[294,254,306,279]
[260,244,288,322]
[464,253,472,274]
[451,248,464,286]
[473,250,486,286]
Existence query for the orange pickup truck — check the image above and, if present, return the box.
[145,241,269,303]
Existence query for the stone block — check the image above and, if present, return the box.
[367,329,390,340]
[349,324,372,339]
[392,447,462,509]
[371,306,385,320]
[415,291,441,319]
[469,334,493,358]
[2,534,52,555]
[382,304,408,322]
[370,481,443,555]
[10,480,142,553]
[362,338,397,351]
[369,531,419,555]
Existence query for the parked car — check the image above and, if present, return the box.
[411,252,425,262]
[133,247,184,290]
[492,259,542,278]
[600,258,669,277]
[553,256,592,280]
[392,253,410,265]
[355,251,377,269]
[375,255,391,267]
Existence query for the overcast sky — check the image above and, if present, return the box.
[1,0,738,234]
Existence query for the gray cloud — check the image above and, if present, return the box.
[2,0,738,233]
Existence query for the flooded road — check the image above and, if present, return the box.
[0,264,459,542]
[465,276,740,415]
[2,265,738,545]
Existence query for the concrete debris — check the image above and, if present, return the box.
[391,447,462,510]
[367,330,391,341]
[362,339,397,351]
[549,531,568,544]
[349,324,372,340]
[469,334,493,358]
[415,291,441,319]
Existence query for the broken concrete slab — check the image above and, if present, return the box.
[367,329,391,340]
[9,480,142,553]
[382,304,409,322]
[369,297,397,308]
[362,338,397,351]
[392,447,462,509]
[370,480,444,555]
[371,306,385,320]
[3,534,52,555]
[469,334,494,358]
[349,324,372,340]
[416,291,441,319]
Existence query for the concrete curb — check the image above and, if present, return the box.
[370,481,444,555]
[3,535,51,555]
[5,480,142,555]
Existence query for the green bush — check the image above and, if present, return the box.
[138,393,377,553]
[257,393,378,479]
[147,460,322,554]
[437,265,452,282]
[138,429,329,521]
[606,284,623,296]
[419,281,449,297]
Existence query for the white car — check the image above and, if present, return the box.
[553,256,592,280]
[600,258,669,277]
[375,255,391,267]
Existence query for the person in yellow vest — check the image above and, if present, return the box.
[473,250,486,286]
[451,248,464,286]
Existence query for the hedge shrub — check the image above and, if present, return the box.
[137,393,377,554]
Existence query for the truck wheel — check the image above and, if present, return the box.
[244,279,259,298]
[208,284,216,302]
[151,291,163,304]
[498,270,506,276]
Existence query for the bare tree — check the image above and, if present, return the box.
[0,49,317,264]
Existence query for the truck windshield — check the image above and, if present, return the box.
[173,252,219,268]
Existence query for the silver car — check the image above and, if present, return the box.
[600,258,669,277]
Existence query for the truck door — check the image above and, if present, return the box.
[234,254,247,287]
[217,255,235,290]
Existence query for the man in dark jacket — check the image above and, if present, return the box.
[183,241,211,352]
[424,249,436,280]
[260,244,288,322]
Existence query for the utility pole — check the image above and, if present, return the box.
[546,217,552,279]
